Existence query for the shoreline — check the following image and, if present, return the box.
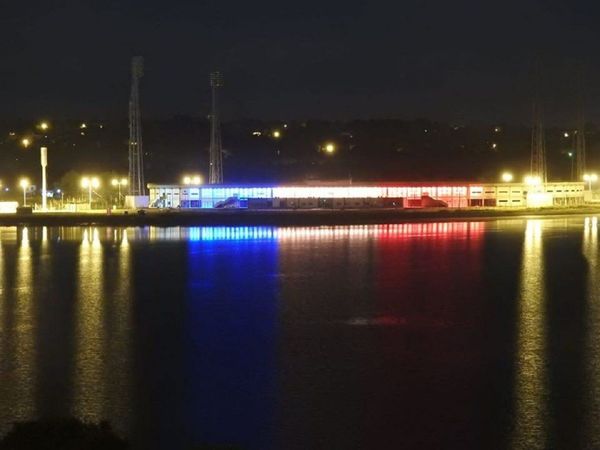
[0,206,599,227]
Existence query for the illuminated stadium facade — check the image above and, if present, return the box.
[148,181,586,209]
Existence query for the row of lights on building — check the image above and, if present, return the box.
[501,171,598,186]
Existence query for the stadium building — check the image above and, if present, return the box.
[147,181,586,209]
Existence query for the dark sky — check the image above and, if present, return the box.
[2,0,600,123]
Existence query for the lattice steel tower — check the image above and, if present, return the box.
[575,71,586,180]
[129,56,145,195]
[209,71,223,184]
[530,78,547,183]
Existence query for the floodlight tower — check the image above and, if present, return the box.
[209,71,223,184]
[530,68,547,184]
[575,70,586,180]
[129,56,145,195]
[530,100,547,183]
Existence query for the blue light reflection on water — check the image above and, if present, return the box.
[187,226,276,242]
[183,234,279,449]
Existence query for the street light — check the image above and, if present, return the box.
[38,121,49,131]
[324,142,336,154]
[21,138,31,148]
[40,147,48,211]
[524,175,541,186]
[583,173,598,191]
[182,175,202,185]
[111,177,128,206]
[81,176,100,209]
[501,172,513,183]
[272,130,281,139]
[19,178,29,206]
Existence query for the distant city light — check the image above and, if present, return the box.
[324,142,336,154]
[80,123,87,129]
[252,131,262,136]
[494,126,501,133]
[564,132,570,138]
[38,122,49,131]
[273,130,282,138]
[491,142,498,149]
[21,138,31,148]
[501,172,513,182]
[568,152,573,157]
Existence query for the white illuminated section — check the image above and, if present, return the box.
[272,186,388,199]
[511,220,547,448]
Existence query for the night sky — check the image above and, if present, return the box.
[3,0,600,123]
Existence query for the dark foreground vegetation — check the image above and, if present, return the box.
[0,419,127,450]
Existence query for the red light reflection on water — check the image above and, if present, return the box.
[364,221,486,446]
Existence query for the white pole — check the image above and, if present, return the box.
[40,147,48,211]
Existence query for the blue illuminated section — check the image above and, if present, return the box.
[198,186,273,208]
[184,232,279,449]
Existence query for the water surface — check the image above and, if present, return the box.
[0,220,597,449]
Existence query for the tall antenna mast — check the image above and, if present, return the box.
[209,71,223,184]
[129,56,145,195]
[530,64,547,183]
[575,67,586,180]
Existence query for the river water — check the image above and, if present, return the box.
[0,219,598,449]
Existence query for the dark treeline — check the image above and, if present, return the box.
[0,118,596,188]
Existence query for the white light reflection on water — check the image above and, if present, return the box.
[73,227,105,420]
[583,216,600,446]
[107,228,133,434]
[511,220,548,449]
[12,227,35,420]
